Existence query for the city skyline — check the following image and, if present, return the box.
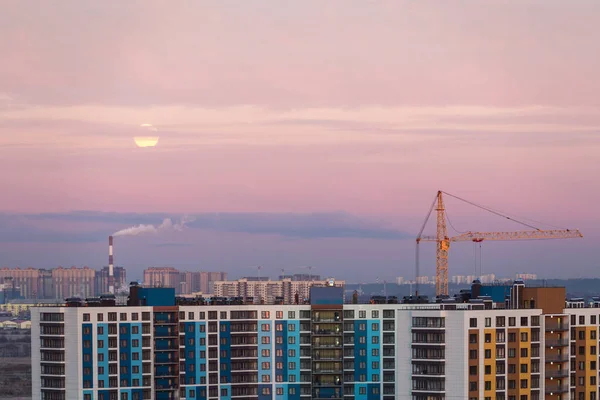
[1,1,599,280]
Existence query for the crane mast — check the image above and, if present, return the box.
[435,191,450,298]
[416,191,583,298]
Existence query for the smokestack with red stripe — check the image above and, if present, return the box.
[108,235,114,294]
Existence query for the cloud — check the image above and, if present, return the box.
[1,211,411,242]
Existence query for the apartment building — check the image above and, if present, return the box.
[143,268,227,295]
[213,278,345,305]
[31,279,600,400]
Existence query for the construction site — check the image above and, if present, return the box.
[412,190,583,301]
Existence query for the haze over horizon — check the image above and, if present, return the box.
[1,1,598,281]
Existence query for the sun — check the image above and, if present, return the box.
[134,137,159,147]
[134,124,159,147]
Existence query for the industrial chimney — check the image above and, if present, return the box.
[108,235,114,294]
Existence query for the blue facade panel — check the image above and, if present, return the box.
[119,323,131,387]
[219,321,231,384]
[129,323,143,387]
[97,323,109,389]
[82,323,94,389]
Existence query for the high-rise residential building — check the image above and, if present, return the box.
[0,267,50,298]
[31,279,600,400]
[278,274,321,282]
[95,266,127,295]
[51,266,96,299]
[517,273,538,280]
[213,278,345,304]
[143,268,227,295]
[143,267,182,293]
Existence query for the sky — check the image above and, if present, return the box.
[1,1,599,281]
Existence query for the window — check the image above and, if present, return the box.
[470,334,478,343]
[485,349,492,359]
[372,336,379,344]
[508,333,516,342]
[580,316,585,325]
[508,364,516,374]
[261,324,270,332]
[508,348,516,358]
[592,346,597,355]
[470,366,477,375]
[485,333,492,343]
[261,311,270,319]
[520,348,528,357]
[97,313,104,321]
[289,362,296,370]
[496,316,505,327]
[520,332,528,342]
[470,318,477,327]
[520,364,528,373]
[469,381,477,391]
[485,381,492,390]
[261,362,270,370]
[261,336,270,344]
[359,310,366,318]
[508,317,516,327]
[372,310,379,318]
[469,350,477,359]
[520,317,528,326]
[262,349,270,357]
[288,311,295,319]
[485,365,492,375]
[276,311,283,319]
[592,330,597,340]
[372,323,379,331]
[485,318,491,327]
[520,379,528,389]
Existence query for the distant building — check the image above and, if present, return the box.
[143,268,227,295]
[213,277,345,304]
[0,267,51,298]
[51,267,96,299]
[95,266,127,295]
[517,273,538,280]
[143,267,182,292]
[479,273,496,284]
[395,276,405,285]
[278,273,321,281]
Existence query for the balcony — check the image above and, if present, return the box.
[545,339,569,347]
[545,323,568,332]
[545,354,569,362]
[312,329,342,336]
[545,369,569,378]
[545,384,569,394]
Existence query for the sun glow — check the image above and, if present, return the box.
[134,136,159,147]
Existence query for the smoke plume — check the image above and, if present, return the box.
[113,217,194,237]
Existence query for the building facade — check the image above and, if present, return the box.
[143,269,227,295]
[96,267,128,295]
[213,278,345,305]
[31,281,600,400]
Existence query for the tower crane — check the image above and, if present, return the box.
[416,191,583,297]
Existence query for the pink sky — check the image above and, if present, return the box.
[0,1,598,280]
